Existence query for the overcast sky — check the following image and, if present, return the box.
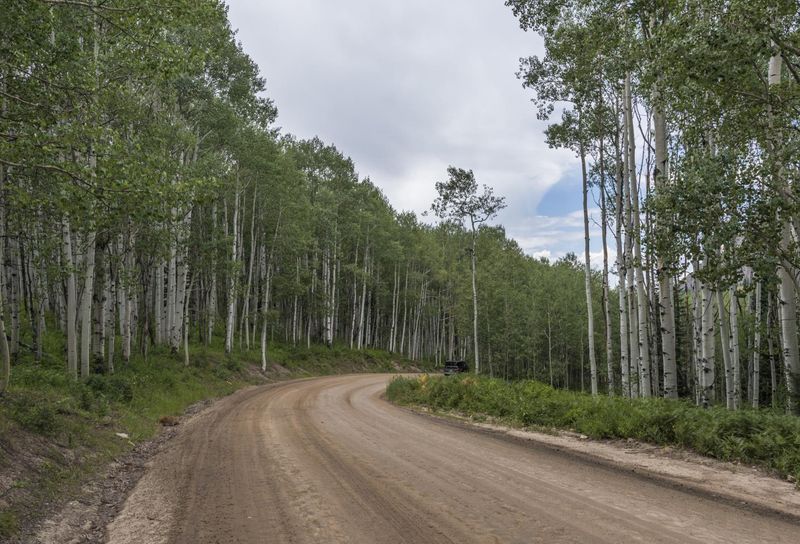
[226,0,603,263]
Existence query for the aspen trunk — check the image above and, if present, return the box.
[767,296,777,407]
[389,263,399,352]
[207,203,218,344]
[92,250,106,367]
[154,261,163,345]
[700,274,716,407]
[261,211,281,370]
[470,222,480,374]
[167,231,177,349]
[0,80,9,391]
[0,213,9,393]
[7,234,20,360]
[615,126,630,398]
[692,267,703,405]
[625,73,651,396]
[623,117,639,399]
[357,245,369,350]
[106,263,115,374]
[122,246,133,364]
[349,243,360,349]
[752,281,762,408]
[730,286,740,409]
[184,275,193,366]
[63,220,79,379]
[80,231,97,378]
[599,138,614,395]
[579,137,598,396]
[654,102,677,398]
[225,176,240,354]
[716,289,735,410]
[239,187,257,351]
[399,264,409,355]
[260,256,272,371]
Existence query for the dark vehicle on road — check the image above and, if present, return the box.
[443,360,469,376]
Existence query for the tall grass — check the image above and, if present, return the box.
[387,375,800,480]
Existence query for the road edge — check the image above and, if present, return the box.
[391,402,800,525]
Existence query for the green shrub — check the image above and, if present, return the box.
[0,510,18,538]
[8,396,58,435]
[86,374,134,403]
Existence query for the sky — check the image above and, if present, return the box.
[226,0,606,264]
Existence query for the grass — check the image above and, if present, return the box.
[0,327,424,539]
[386,374,800,481]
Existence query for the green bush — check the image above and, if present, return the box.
[8,395,58,435]
[85,374,135,403]
[0,510,18,538]
[387,375,800,478]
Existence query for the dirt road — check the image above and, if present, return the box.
[107,374,799,543]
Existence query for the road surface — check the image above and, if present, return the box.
[108,374,799,543]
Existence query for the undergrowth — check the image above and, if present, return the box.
[387,375,800,481]
[0,328,421,539]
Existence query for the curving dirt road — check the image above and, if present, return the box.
[107,374,799,543]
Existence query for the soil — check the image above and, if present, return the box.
[19,400,214,544]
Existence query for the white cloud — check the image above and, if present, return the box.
[227,0,583,260]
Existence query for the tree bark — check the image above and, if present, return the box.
[470,220,480,374]
[63,219,78,379]
[752,281,762,408]
[624,73,651,397]
[614,119,630,398]
[80,230,97,378]
[654,100,677,398]
[716,289,735,410]
[225,174,240,354]
[579,136,598,396]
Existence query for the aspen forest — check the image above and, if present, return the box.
[2,1,800,413]
[5,1,800,541]
[0,0,603,402]
[503,0,800,412]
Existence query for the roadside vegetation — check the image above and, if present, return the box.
[387,375,800,481]
[0,330,419,541]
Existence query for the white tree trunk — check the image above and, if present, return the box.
[106,263,115,374]
[207,203,218,344]
[63,219,79,379]
[0,208,9,393]
[752,281,762,408]
[615,137,630,397]
[599,140,614,395]
[470,222,480,374]
[400,264,409,355]
[730,286,740,409]
[580,140,598,396]
[623,118,639,399]
[700,274,716,407]
[122,245,133,364]
[716,289,735,410]
[154,261,163,345]
[80,231,97,378]
[625,73,651,397]
[225,177,240,354]
[692,268,703,405]
[654,102,677,398]
[389,263,399,352]
[357,245,369,350]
